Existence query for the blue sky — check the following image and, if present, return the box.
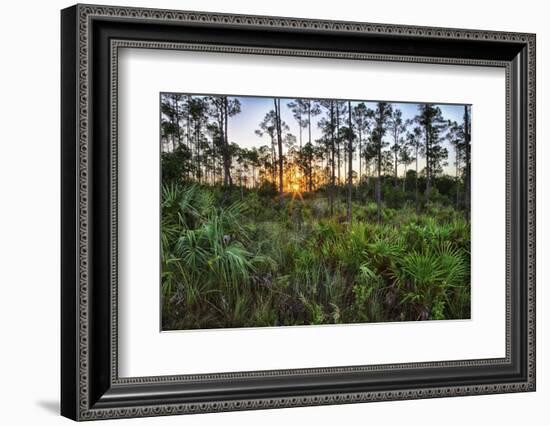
[227,96,466,176]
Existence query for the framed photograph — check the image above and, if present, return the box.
[61,4,536,421]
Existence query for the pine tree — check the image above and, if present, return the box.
[414,104,448,203]
[372,102,392,223]
[388,108,407,187]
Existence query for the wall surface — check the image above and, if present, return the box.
[0,0,547,424]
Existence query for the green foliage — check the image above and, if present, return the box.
[161,145,193,183]
[391,241,469,320]
[162,183,471,330]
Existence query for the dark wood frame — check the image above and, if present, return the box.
[61,4,536,421]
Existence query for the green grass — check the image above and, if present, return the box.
[161,183,470,330]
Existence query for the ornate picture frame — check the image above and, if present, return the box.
[61,4,535,421]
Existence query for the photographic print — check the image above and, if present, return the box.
[160,93,472,331]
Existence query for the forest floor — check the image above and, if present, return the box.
[161,183,471,330]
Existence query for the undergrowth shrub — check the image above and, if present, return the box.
[162,183,471,330]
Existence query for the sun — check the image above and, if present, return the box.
[291,183,301,193]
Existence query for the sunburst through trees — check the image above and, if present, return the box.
[160,93,471,330]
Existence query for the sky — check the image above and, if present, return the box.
[227,96,467,177]
[164,93,469,177]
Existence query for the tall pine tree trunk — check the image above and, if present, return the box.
[425,119,431,204]
[358,131,362,183]
[213,136,218,185]
[464,105,471,221]
[394,149,398,188]
[330,103,335,216]
[415,145,419,214]
[195,122,200,183]
[376,142,382,223]
[309,161,313,192]
[308,102,313,192]
[186,97,191,179]
[174,95,181,148]
[298,115,302,150]
[364,152,370,207]
[274,98,284,194]
[456,147,460,209]
[308,102,312,146]
[346,101,353,223]
[222,97,232,187]
[271,136,276,184]
[186,97,191,147]
[336,106,341,186]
